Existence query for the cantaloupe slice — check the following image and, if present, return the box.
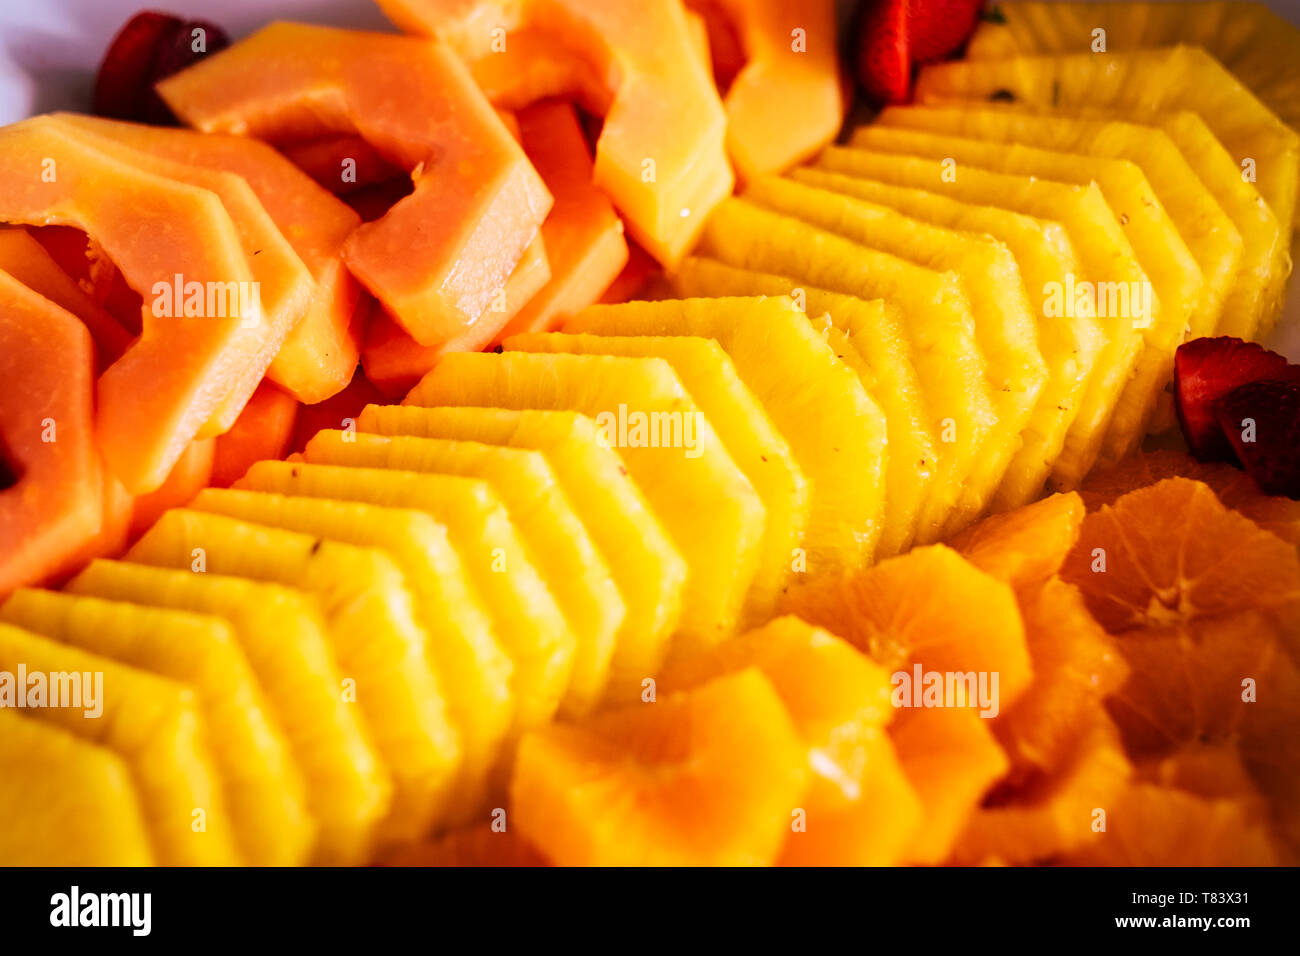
[665,257,936,557]
[65,558,387,865]
[406,351,765,652]
[158,22,552,351]
[693,200,990,541]
[50,112,365,404]
[127,508,454,845]
[0,621,239,865]
[507,331,807,625]
[0,710,153,866]
[211,382,298,488]
[353,405,687,702]
[0,588,313,866]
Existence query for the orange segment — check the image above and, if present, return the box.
[946,492,1085,594]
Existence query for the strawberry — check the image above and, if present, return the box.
[1174,336,1300,462]
[856,0,912,105]
[909,0,987,63]
[93,11,229,124]
[1216,381,1300,499]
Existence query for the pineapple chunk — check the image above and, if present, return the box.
[565,296,893,562]
[0,709,152,865]
[913,47,1300,239]
[65,559,386,865]
[404,351,766,652]
[693,199,990,540]
[506,332,808,625]
[127,508,454,846]
[351,406,687,702]
[0,622,239,865]
[744,174,1047,530]
[850,124,1203,467]
[293,433,614,721]
[812,146,1146,490]
[666,257,936,557]
[787,167,1102,511]
[1,588,312,866]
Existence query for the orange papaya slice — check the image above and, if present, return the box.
[278,134,403,195]
[127,438,215,539]
[211,382,299,488]
[157,22,552,351]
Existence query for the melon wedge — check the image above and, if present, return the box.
[693,199,990,541]
[1,588,312,866]
[158,22,552,351]
[0,621,239,865]
[127,508,452,846]
[665,257,936,557]
[65,558,387,865]
[405,351,765,651]
[353,405,687,702]
[507,331,807,624]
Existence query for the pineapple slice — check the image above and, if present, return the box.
[787,167,1103,511]
[564,296,893,563]
[850,124,1203,467]
[506,331,807,625]
[665,257,936,557]
[812,146,1147,490]
[0,709,153,865]
[693,199,991,540]
[744,174,1047,529]
[127,508,454,846]
[0,622,239,865]
[404,351,766,652]
[351,406,687,701]
[65,559,386,865]
[1,588,313,866]
[913,47,1300,239]
[293,434,613,720]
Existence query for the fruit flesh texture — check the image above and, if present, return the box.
[127,508,454,847]
[353,405,687,702]
[0,588,313,866]
[666,257,936,557]
[743,174,1048,530]
[0,709,153,866]
[694,199,990,542]
[65,558,387,865]
[211,381,297,488]
[406,351,766,653]
[507,331,807,626]
[50,112,364,404]
[125,436,213,540]
[0,622,239,865]
[159,22,552,350]
[850,123,1202,468]
[376,0,732,267]
[812,146,1147,490]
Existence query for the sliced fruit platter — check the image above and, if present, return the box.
[1,0,1298,867]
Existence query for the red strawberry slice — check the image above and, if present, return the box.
[93,11,229,124]
[1174,336,1300,462]
[857,0,912,105]
[909,0,986,63]
[1216,381,1300,500]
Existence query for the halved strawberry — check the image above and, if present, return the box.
[93,11,229,124]
[909,0,986,63]
[1217,381,1300,499]
[1174,336,1300,462]
[856,0,912,105]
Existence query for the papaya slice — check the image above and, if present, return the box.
[126,437,214,539]
[158,22,552,350]
[278,133,403,195]
[211,382,298,488]
[0,270,103,596]
[375,0,731,267]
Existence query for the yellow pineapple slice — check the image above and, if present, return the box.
[0,621,239,865]
[127,508,453,846]
[850,124,1203,467]
[293,433,614,721]
[352,405,687,702]
[787,167,1103,510]
[506,331,807,624]
[744,174,1047,529]
[65,558,386,865]
[564,296,893,563]
[812,146,1146,490]
[0,710,153,865]
[914,46,1300,239]
[404,351,766,652]
[1,588,312,866]
[665,257,936,557]
[693,199,991,540]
